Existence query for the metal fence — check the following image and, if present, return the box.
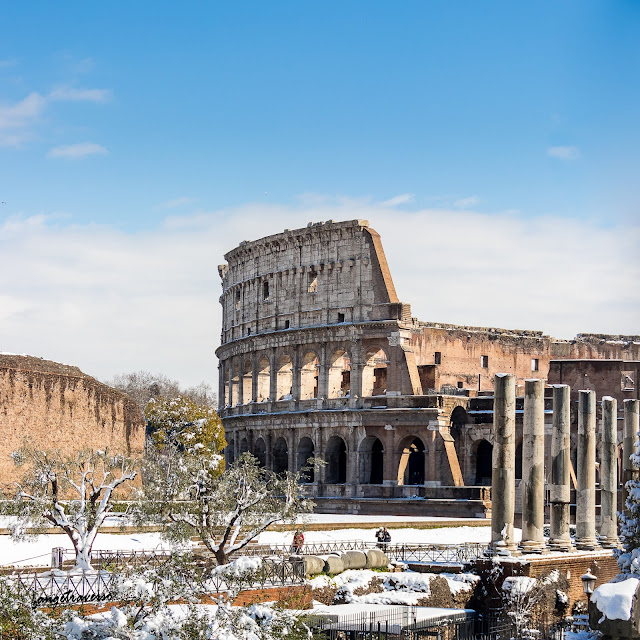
[5,557,305,605]
[308,607,476,640]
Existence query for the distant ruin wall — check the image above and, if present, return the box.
[0,355,145,485]
[412,324,640,393]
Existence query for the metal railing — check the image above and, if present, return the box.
[5,557,305,606]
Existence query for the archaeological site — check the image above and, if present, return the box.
[216,219,640,517]
[0,354,145,485]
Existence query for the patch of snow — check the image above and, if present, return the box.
[592,577,639,621]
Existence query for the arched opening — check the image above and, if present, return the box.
[276,354,293,400]
[475,440,493,485]
[397,437,425,486]
[240,437,249,454]
[254,437,267,468]
[223,365,230,406]
[297,437,315,483]
[256,356,270,402]
[242,359,252,403]
[227,437,235,464]
[328,349,351,398]
[273,437,289,474]
[515,441,523,481]
[362,347,388,396]
[300,351,319,400]
[359,436,384,484]
[325,436,347,484]
[230,362,239,406]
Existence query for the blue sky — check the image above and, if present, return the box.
[1,2,638,386]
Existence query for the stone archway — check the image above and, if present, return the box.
[325,436,347,484]
[475,439,492,485]
[273,437,289,474]
[297,437,315,483]
[359,436,384,484]
[254,437,267,468]
[397,436,426,486]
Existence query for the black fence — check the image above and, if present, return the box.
[229,541,488,564]
[308,607,476,640]
[5,557,305,606]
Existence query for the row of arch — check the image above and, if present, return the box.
[222,346,389,406]
[230,433,495,487]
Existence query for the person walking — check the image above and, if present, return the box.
[292,529,304,554]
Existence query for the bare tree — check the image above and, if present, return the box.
[5,447,138,571]
[106,370,217,412]
[142,449,314,565]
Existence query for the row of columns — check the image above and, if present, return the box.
[490,373,640,555]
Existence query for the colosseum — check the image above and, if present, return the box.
[216,219,640,515]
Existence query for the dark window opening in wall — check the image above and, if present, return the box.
[531,358,539,371]
[481,355,489,368]
[337,312,345,323]
[434,352,441,365]
[457,381,464,389]
[262,281,270,301]
[284,320,290,329]
[247,328,251,335]
[235,289,241,310]
[308,270,318,293]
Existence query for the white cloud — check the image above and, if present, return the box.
[47,142,108,158]
[157,196,198,209]
[453,196,479,209]
[1,201,637,389]
[0,59,18,69]
[0,86,112,148]
[49,86,112,103]
[380,193,414,207]
[547,146,580,160]
[0,92,47,146]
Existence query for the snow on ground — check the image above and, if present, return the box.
[0,532,185,568]
[258,526,522,546]
[310,569,479,606]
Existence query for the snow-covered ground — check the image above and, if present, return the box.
[0,532,180,568]
[258,525,521,546]
[0,520,519,568]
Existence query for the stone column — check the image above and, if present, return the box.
[599,396,619,548]
[521,379,545,553]
[623,399,640,513]
[575,390,599,550]
[549,385,573,551]
[490,373,517,554]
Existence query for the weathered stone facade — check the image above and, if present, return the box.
[216,220,639,511]
[0,355,145,485]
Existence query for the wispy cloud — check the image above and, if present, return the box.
[453,196,479,209]
[0,93,48,146]
[0,59,18,69]
[547,146,580,160]
[49,86,112,103]
[47,142,108,158]
[157,196,198,209]
[0,86,112,148]
[380,193,414,207]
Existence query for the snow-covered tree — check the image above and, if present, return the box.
[618,442,640,574]
[5,447,138,571]
[142,450,314,565]
[144,394,226,462]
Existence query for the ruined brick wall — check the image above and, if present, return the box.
[0,355,145,485]
[548,359,640,403]
[412,323,640,394]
